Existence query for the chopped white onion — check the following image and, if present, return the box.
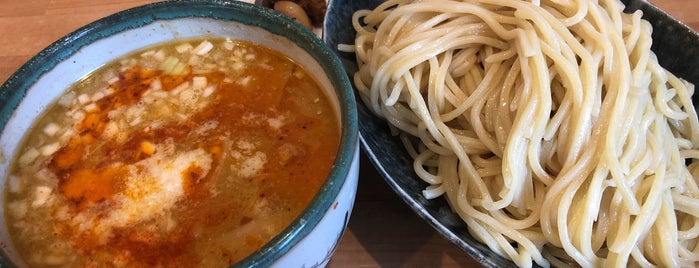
[130,116,142,126]
[150,78,162,91]
[8,175,22,193]
[77,94,90,105]
[203,85,216,97]
[171,62,187,75]
[103,121,119,139]
[107,76,120,85]
[176,43,194,53]
[103,87,116,97]
[170,82,190,96]
[152,91,168,99]
[57,92,75,107]
[40,142,60,156]
[72,110,86,121]
[7,201,27,219]
[153,49,166,61]
[192,76,207,89]
[223,40,234,50]
[42,123,60,136]
[140,49,155,57]
[238,76,251,86]
[91,91,105,102]
[188,55,200,66]
[244,53,256,61]
[84,103,98,112]
[18,148,40,167]
[31,186,53,207]
[193,40,214,55]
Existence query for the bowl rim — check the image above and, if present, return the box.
[0,0,358,267]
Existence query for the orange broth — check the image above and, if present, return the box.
[4,38,340,267]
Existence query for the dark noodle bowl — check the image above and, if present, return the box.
[323,0,699,267]
[0,1,358,267]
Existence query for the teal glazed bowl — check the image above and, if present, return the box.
[0,1,359,267]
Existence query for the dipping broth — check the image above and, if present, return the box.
[4,38,340,267]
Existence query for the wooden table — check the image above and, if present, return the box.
[0,0,696,267]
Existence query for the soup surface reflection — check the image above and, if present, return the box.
[4,38,340,267]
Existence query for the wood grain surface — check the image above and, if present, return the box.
[0,0,696,267]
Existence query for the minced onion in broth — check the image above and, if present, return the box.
[4,38,340,267]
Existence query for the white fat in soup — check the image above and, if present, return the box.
[4,38,340,267]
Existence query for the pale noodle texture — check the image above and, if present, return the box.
[346,0,699,267]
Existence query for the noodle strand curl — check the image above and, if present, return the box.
[346,0,699,267]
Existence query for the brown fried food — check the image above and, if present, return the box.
[255,0,326,27]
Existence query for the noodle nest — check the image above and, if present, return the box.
[345,0,699,267]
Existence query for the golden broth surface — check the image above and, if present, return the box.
[4,38,340,267]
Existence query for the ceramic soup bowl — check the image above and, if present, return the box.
[0,1,359,267]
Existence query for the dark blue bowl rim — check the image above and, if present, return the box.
[0,1,358,267]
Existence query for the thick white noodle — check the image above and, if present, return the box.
[346,0,699,267]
